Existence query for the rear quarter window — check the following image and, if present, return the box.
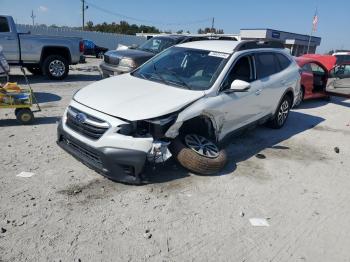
[276,53,291,70]
[255,53,280,79]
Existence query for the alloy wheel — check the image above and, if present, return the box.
[184,134,219,158]
[49,60,65,77]
[277,100,290,126]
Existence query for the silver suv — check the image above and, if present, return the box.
[58,40,301,184]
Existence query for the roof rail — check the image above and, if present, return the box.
[234,40,285,52]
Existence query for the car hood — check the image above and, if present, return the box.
[74,74,205,121]
[105,49,154,60]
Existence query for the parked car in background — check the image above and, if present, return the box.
[295,55,350,105]
[332,51,350,64]
[0,15,83,80]
[99,34,237,78]
[83,39,108,58]
[58,40,300,184]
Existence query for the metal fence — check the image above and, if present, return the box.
[16,24,147,50]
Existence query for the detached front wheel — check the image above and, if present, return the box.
[170,134,227,175]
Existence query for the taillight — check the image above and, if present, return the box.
[79,41,84,53]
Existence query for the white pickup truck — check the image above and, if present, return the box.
[0,15,84,80]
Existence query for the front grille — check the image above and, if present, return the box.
[104,55,120,65]
[61,135,102,168]
[66,107,109,140]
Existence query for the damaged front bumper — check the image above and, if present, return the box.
[57,121,148,184]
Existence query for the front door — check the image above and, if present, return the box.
[215,54,265,140]
[326,64,350,98]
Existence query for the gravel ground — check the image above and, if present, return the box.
[1,58,350,262]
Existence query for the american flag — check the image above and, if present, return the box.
[312,10,319,32]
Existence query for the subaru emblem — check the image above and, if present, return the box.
[76,113,87,124]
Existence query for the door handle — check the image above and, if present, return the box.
[255,89,262,95]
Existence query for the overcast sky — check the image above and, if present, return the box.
[1,0,349,53]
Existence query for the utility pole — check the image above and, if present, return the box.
[81,0,88,31]
[30,10,36,26]
[211,17,215,34]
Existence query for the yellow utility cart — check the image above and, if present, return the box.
[0,64,41,124]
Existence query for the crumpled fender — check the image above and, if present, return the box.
[165,95,226,141]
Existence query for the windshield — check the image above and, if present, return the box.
[132,47,229,91]
[335,55,350,64]
[138,37,176,54]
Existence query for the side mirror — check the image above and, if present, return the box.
[228,80,251,92]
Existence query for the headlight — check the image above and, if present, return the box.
[145,114,178,126]
[119,58,136,68]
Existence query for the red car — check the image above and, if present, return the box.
[295,55,350,104]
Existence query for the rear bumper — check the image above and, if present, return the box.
[57,121,147,184]
[99,62,133,77]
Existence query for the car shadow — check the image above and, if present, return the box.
[7,73,102,85]
[0,116,60,127]
[147,111,325,184]
[297,96,350,109]
[33,92,62,103]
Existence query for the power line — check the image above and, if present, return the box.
[84,0,211,26]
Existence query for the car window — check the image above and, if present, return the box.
[334,65,350,77]
[335,55,350,64]
[222,55,254,90]
[302,63,313,73]
[0,17,10,33]
[132,47,229,91]
[138,37,176,54]
[310,63,325,74]
[276,53,291,71]
[255,53,279,79]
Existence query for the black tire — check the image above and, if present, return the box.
[16,108,34,125]
[42,55,69,80]
[26,66,43,76]
[170,135,227,175]
[268,95,292,129]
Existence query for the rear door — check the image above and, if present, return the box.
[326,64,350,98]
[0,16,19,62]
[254,52,289,114]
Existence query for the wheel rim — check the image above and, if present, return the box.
[21,113,31,122]
[277,100,289,126]
[184,134,219,158]
[49,60,65,77]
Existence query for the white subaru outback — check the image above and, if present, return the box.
[57,40,301,184]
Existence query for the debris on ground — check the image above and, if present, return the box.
[16,172,35,178]
[255,154,266,159]
[334,147,340,154]
[249,218,270,227]
[1,227,7,233]
[240,211,245,217]
[144,229,152,239]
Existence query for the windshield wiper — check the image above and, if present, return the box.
[140,48,157,54]
[161,68,191,90]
